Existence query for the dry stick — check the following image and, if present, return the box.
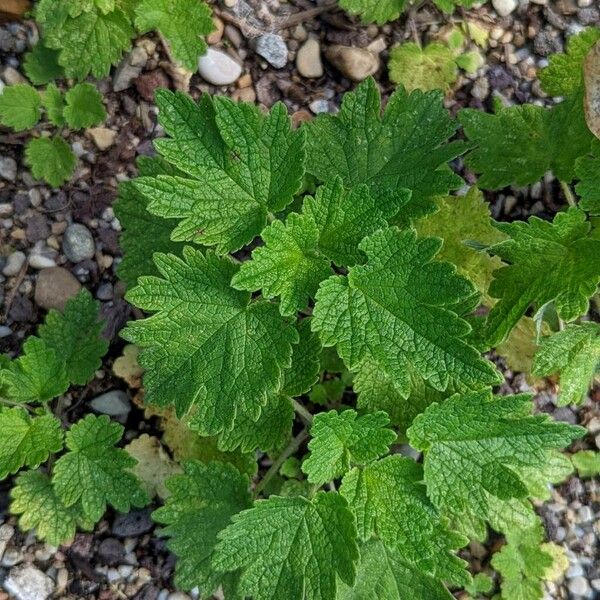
[1,258,28,323]
[254,427,308,497]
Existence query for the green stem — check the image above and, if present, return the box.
[0,397,33,412]
[560,181,576,207]
[292,398,313,425]
[254,428,308,498]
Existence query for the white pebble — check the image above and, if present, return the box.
[198,48,242,85]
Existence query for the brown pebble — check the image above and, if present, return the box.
[34,267,82,311]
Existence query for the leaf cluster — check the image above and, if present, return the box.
[31,0,213,81]
[0,290,148,546]
[0,82,106,186]
[114,74,596,600]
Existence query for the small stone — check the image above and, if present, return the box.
[578,506,594,523]
[296,37,323,78]
[90,390,131,417]
[492,0,518,16]
[309,99,331,114]
[0,326,11,338]
[4,564,54,600]
[112,509,154,538]
[0,202,12,217]
[26,213,50,243]
[98,538,126,566]
[2,251,26,277]
[168,593,191,600]
[63,223,95,263]
[324,45,379,82]
[255,34,288,69]
[471,77,490,100]
[34,267,82,311]
[135,70,170,102]
[87,127,117,151]
[568,576,590,596]
[206,16,224,45]
[28,247,57,269]
[0,156,17,181]
[0,525,14,562]
[2,66,27,85]
[198,48,242,85]
[96,281,114,300]
[291,109,312,128]
[113,47,148,92]
[231,87,256,103]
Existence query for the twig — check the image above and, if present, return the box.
[1,258,28,323]
[292,398,313,425]
[560,180,576,207]
[275,1,338,29]
[254,428,308,497]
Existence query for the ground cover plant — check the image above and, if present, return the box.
[1,9,599,600]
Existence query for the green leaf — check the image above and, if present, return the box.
[408,390,584,524]
[532,323,600,405]
[354,362,445,434]
[23,41,64,85]
[340,456,469,586]
[38,0,134,79]
[414,187,506,302]
[25,136,77,188]
[135,0,214,71]
[337,0,407,24]
[575,140,600,215]
[38,289,108,386]
[41,83,66,126]
[303,410,396,485]
[571,450,600,478]
[0,409,63,479]
[305,77,466,222]
[214,492,359,600]
[11,470,92,547]
[540,27,600,96]
[114,157,186,288]
[460,88,594,189]
[152,460,251,593]
[232,212,331,316]
[0,337,69,403]
[389,42,457,92]
[232,179,389,315]
[122,247,298,434]
[336,539,453,600]
[484,208,600,345]
[491,521,555,600]
[217,393,293,453]
[312,227,501,401]
[53,414,148,522]
[133,91,305,253]
[0,84,41,131]
[281,319,322,397]
[63,82,106,128]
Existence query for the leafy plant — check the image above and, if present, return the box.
[31,0,214,81]
[388,28,484,93]
[0,290,148,546]
[112,75,595,600]
[0,81,106,186]
[338,0,482,24]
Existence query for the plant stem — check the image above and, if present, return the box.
[0,397,33,411]
[254,428,308,498]
[291,398,313,425]
[560,181,576,207]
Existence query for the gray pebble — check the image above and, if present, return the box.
[112,509,154,538]
[568,576,591,597]
[255,34,288,68]
[90,390,131,417]
[96,282,114,300]
[2,251,26,277]
[63,223,95,263]
[0,156,17,181]
[4,564,54,600]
